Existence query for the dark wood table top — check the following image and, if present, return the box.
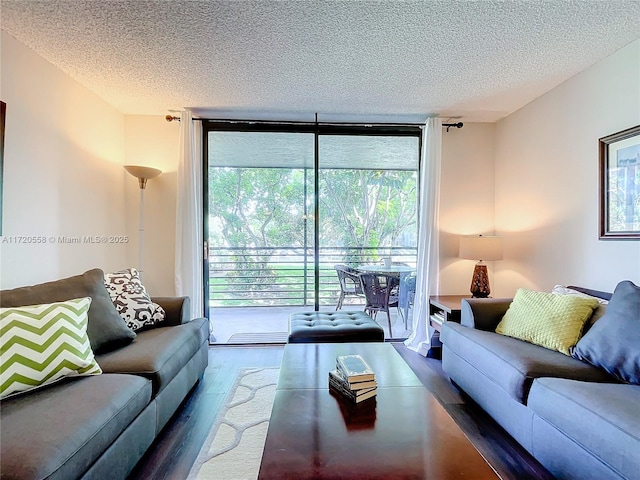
[259,342,498,479]
[430,294,470,312]
[277,342,423,390]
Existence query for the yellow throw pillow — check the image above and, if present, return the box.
[496,288,599,355]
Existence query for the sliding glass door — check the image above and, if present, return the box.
[317,134,419,271]
[206,129,315,308]
[204,122,420,343]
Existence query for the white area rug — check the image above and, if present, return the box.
[187,367,279,480]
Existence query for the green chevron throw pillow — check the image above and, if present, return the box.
[496,289,599,355]
[0,297,102,399]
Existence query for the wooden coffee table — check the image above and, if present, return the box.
[258,343,498,479]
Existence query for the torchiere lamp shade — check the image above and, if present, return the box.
[459,235,503,298]
[124,165,162,189]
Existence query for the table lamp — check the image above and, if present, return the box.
[459,235,503,298]
[124,165,162,279]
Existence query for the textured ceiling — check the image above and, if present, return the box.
[2,0,640,122]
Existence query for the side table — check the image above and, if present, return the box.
[428,295,468,356]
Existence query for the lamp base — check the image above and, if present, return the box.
[470,263,490,298]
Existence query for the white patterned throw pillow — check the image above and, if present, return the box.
[0,297,102,399]
[551,285,609,326]
[103,268,165,331]
[551,285,609,304]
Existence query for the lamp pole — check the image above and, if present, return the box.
[124,165,162,280]
[138,184,145,278]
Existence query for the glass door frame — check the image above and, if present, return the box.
[202,120,422,316]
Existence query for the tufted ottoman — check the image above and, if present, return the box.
[288,311,384,343]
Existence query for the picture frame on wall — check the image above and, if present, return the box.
[599,124,640,240]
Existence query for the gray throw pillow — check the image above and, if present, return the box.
[0,268,136,353]
[572,280,640,385]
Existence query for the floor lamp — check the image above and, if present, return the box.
[124,165,162,280]
[459,235,503,298]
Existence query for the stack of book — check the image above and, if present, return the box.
[328,354,377,404]
[430,309,445,328]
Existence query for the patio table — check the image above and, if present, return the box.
[356,265,416,327]
[356,264,415,275]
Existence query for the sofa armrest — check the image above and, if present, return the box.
[461,298,512,331]
[152,296,191,326]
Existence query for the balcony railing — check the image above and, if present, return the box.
[209,246,417,307]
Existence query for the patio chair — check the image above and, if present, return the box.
[334,264,364,310]
[399,273,416,328]
[359,272,399,337]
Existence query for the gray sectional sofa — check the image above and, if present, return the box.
[441,283,640,480]
[0,270,209,480]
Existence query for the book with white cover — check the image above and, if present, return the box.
[336,354,375,383]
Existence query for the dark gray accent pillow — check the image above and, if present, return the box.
[0,268,136,353]
[572,281,640,384]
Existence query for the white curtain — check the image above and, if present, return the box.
[175,110,204,319]
[404,117,442,355]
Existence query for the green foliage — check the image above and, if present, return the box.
[318,169,417,257]
[210,168,306,249]
[210,167,417,250]
[608,166,640,231]
[209,166,418,300]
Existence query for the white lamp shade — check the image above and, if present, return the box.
[459,235,503,261]
[124,165,162,180]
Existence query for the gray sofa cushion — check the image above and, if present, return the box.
[96,317,209,395]
[441,322,613,404]
[0,268,136,354]
[572,280,640,385]
[529,377,640,480]
[0,374,151,480]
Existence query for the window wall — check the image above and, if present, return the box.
[204,122,421,312]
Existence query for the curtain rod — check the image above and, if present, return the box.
[165,114,463,130]
[165,115,203,122]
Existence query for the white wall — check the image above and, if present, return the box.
[0,31,127,289]
[494,39,640,296]
[439,123,496,295]
[123,115,180,296]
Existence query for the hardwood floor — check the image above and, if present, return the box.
[128,343,552,480]
[393,345,554,480]
[128,346,283,480]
